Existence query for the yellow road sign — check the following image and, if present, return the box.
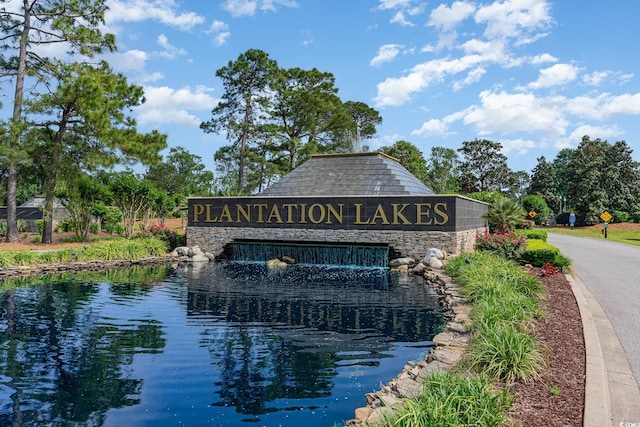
[600,211,612,222]
[528,210,536,218]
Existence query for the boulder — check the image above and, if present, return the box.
[281,256,296,264]
[423,248,444,263]
[190,254,210,262]
[389,257,416,268]
[174,246,189,256]
[428,257,443,269]
[412,262,427,275]
[266,258,287,268]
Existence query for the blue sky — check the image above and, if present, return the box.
[6,0,640,178]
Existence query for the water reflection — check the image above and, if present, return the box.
[0,262,442,426]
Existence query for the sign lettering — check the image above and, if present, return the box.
[188,196,459,232]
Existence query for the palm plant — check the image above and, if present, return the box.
[483,198,526,232]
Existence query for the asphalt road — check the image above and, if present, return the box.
[547,232,640,388]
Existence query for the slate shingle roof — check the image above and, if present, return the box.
[259,152,435,196]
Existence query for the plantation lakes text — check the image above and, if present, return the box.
[188,196,458,231]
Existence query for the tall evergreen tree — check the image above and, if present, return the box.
[528,156,560,212]
[0,0,115,242]
[270,66,352,171]
[200,49,277,195]
[457,139,516,194]
[379,140,427,182]
[552,148,575,213]
[425,146,460,194]
[145,146,214,197]
[25,60,166,243]
[603,140,640,213]
[567,136,609,222]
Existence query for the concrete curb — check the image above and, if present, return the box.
[566,273,640,427]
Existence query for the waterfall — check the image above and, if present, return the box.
[229,241,389,268]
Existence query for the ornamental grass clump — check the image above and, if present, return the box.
[444,251,547,385]
[466,323,546,383]
[475,230,527,261]
[471,293,542,332]
[378,371,513,427]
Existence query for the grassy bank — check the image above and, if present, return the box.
[0,237,168,266]
[376,251,547,426]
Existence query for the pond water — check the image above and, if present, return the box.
[0,261,443,426]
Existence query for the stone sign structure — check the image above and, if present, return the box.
[187,152,487,262]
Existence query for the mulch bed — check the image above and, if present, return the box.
[509,268,586,426]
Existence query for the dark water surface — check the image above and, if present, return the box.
[0,262,443,426]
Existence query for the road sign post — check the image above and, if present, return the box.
[600,211,612,238]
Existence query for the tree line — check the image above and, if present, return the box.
[1,2,637,244]
[0,0,166,243]
[379,136,640,226]
[200,48,382,196]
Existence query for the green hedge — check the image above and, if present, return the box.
[520,239,559,266]
[516,229,547,241]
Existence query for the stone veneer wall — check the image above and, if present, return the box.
[187,226,482,260]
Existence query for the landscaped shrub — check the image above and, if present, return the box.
[522,194,551,226]
[138,223,185,250]
[516,229,547,241]
[612,210,629,223]
[92,204,123,232]
[520,239,559,266]
[104,222,125,235]
[631,212,640,223]
[445,251,547,384]
[379,371,513,427]
[551,253,572,271]
[475,230,527,261]
[0,220,6,237]
[55,218,75,233]
[466,323,546,383]
[89,222,100,234]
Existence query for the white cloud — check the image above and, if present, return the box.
[157,34,187,59]
[412,110,467,136]
[500,138,537,156]
[463,90,568,136]
[474,0,552,42]
[618,73,634,85]
[412,118,448,136]
[377,0,419,11]
[370,44,404,66]
[428,1,476,32]
[582,71,609,86]
[107,0,205,30]
[376,0,425,26]
[135,85,218,127]
[529,63,579,89]
[222,0,298,17]
[601,93,640,116]
[390,11,415,26]
[554,124,624,149]
[106,49,163,83]
[530,53,557,65]
[208,20,231,46]
[453,67,486,91]
[374,54,487,107]
[109,49,149,72]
